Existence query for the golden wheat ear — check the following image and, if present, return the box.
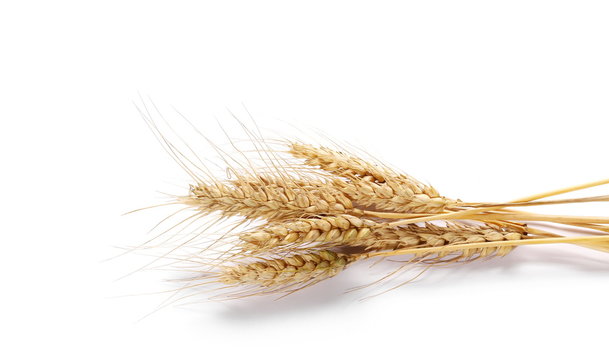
[208,249,358,298]
[287,142,456,213]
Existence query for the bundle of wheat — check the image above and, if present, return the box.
[133,108,609,300]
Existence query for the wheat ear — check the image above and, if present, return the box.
[239,215,376,251]
[214,249,355,297]
[289,143,456,213]
[182,175,353,220]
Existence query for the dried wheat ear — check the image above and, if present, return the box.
[141,134,609,299]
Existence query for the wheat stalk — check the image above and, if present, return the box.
[238,216,524,254]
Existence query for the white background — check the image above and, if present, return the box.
[1,1,608,359]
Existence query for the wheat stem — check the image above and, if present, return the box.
[511,178,609,203]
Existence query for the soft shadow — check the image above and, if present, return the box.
[177,271,363,322]
[457,245,609,273]
[178,246,609,322]
[355,245,609,296]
